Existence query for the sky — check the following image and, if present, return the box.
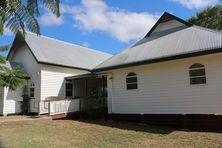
[0,0,221,57]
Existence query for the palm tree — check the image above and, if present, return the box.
[0,0,60,90]
[0,0,60,35]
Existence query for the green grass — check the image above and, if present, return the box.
[0,119,222,148]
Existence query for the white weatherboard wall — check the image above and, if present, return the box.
[0,87,4,115]
[106,53,222,114]
[3,87,23,115]
[11,45,41,100]
[0,45,40,115]
[41,64,89,100]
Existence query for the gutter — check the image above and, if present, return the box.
[93,48,222,72]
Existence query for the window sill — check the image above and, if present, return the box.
[189,83,207,87]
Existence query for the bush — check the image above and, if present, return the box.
[80,97,108,119]
[20,95,30,115]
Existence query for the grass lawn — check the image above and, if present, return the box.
[0,119,222,148]
[0,115,29,119]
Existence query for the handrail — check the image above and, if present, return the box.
[48,99,80,115]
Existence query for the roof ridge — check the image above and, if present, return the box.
[94,44,134,69]
[26,32,112,56]
[94,49,127,69]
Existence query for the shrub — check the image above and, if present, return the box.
[20,95,30,115]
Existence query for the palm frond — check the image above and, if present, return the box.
[0,16,3,35]
[0,0,60,91]
[27,0,40,17]
[0,65,27,90]
[40,0,60,17]
[1,1,40,35]
[0,44,11,51]
[0,0,60,36]
[0,55,6,64]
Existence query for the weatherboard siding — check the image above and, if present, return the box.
[2,45,41,115]
[107,53,222,114]
[11,45,41,100]
[3,87,23,115]
[40,64,89,100]
[0,87,4,115]
[153,19,184,33]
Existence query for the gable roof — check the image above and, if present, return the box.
[94,12,222,72]
[145,12,192,37]
[8,32,112,70]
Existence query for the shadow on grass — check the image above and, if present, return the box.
[0,140,4,148]
[27,116,42,119]
[73,119,222,134]
[77,119,176,135]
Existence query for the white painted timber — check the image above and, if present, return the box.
[153,20,185,33]
[0,87,4,115]
[11,45,41,100]
[105,53,222,114]
[41,64,89,100]
[3,87,23,115]
[29,99,39,113]
[40,65,88,114]
[49,99,80,115]
[10,45,41,113]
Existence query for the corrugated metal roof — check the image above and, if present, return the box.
[94,18,222,71]
[22,32,112,70]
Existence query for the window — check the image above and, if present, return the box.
[65,83,73,97]
[126,72,138,90]
[30,83,35,98]
[189,63,206,85]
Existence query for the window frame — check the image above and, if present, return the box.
[29,83,35,98]
[65,82,73,97]
[189,63,207,85]
[126,72,138,90]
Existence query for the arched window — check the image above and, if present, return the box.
[126,72,138,90]
[189,63,206,85]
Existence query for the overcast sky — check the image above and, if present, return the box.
[1,0,221,57]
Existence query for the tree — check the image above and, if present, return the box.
[0,0,60,90]
[0,65,27,91]
[0,0,60,35]
[188,5,222,30]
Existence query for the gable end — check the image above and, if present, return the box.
[145,12,192,37]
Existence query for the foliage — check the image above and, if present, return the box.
[20,94,30,115]
[0,44,11,52]
[0,0,60,36]
[80,97,107,119]
[188,5,222,30]
[0,44,11,63]
[0,0,60,90]
[0,66,27,90]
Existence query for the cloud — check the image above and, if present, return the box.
[3,27,13,36]
[81,41,89,47]
[61,0,159,42]
[39,11,64,26]
[170,0,220,9]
